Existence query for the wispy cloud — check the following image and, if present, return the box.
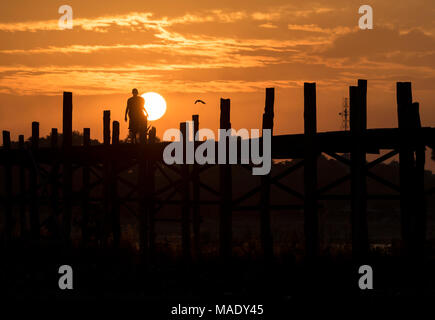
[259,23,278,29]
[0,10,248,33]
[0,3,434,97]
[288,24,353,35]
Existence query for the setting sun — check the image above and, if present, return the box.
[142,92,166,121]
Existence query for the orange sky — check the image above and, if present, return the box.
[0,0,435,143]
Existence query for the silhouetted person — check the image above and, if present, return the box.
[125,88,148,143]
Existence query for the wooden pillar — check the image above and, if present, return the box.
[192,115,201,259]
[51,128,58,147]
[350,83,368,259]
[63,92,73,147]
[82,128,90,243]
[219,98,232,261]
[3,131,12,243]
[50,128,60,240]
[148,127,157,256]
[111,121,121,247]
[304,83,318,258]
[358,80,367,130]
[62,92,73,245]
[112,121,119,145]
[412,102,426,258]
[102,110,111,246]
[180,122,191,262]
[397,82,414,256]
[103,110,111,145]
[399,97,426,258]
[30,121,40,241]
[18,135,27,238]
[260,88,274,261]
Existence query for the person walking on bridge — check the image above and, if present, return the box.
[125,88,148,143]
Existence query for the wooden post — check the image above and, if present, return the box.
[63,92,73,147]
[192,115,201,259]
[358,80,367,130]
[304,83,318,258]
[30,121,40,241]
[397,82,414,257]
[103,110,111,246]
[412,102,426,258]
[51,128,58,147]
[3,131,12,243]
[111,121,121,247]
[350,83,368,259]
[82,128,90,243]
[50,128,60,240]
[103,110,111,145]
[62,92,73,245]
[180,122,191,262]
[18,135,27,238]
[219,98,232,261]
[148,127,157,257]
[260,88,274,261]
[112,121,119,145]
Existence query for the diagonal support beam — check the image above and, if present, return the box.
[366,150,399,169]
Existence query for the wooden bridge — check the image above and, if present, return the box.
[0,80,433,262]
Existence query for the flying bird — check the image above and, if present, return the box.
[194,99,206,105]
